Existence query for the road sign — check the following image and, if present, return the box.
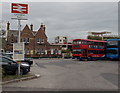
[11,3,28,14]
[13,42,25,61]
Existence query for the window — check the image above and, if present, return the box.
[23,38,26,42]
[72,49,82,54]
[41,48,45,54]
[11,39,14,43]
[82,40,87,45]
[73,40,81,45]
[37,49,40,54]
[74,45,80,48]
[99,51,105,54]
[27,38,30,43]
[77,40,81,44]
[37,38,44,44]
[26,49,30,54]
[53,49,58,54]
[2,57,13,63]
[37,48,45,54]
[88,50,94,54]
[107,41,118,46]
[88,41,92,45]
[64,37,67,39]
[22,38,30,43]
[89,45,91,48]
[73,41,77,44]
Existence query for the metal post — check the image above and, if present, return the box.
[18,19,21,75]
[18,19,21,43]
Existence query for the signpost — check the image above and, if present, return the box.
[11,3,28,75]
[13,42,24,75]
[13,42,25,61]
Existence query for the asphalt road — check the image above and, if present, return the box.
[2,59,118,91]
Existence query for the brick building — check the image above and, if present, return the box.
[5,22,62,58]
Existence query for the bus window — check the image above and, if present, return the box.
[88,50,94,54]
[118,41,120,46]
[82,40,87,45]
[74,45,80,48]
[94,42,98,45]
[72,49,82,54]
[94,50,98,54]
[99,51,104,54]
[89,45,91,48]
[107,41,118,46]
[99,42,103,46]
[77,40,81,44]
[73,41,77,44]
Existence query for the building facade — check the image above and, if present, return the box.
[5,22,62,58]
[55,36,68,44]
[87,31,120,40]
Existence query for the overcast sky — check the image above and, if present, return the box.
[2,2,118,43]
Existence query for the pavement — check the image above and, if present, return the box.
[2,58,118,91]
[1,74,40,85]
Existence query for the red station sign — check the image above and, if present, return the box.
[11,3,28,14]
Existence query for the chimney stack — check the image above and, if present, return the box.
[40,23,46,31]
[30,24,33,31]
[40,23,44,28]
[7,21,10,30]
[43,25,46,31]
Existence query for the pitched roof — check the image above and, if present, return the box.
[32,31,37,36]
[22,24,30,31]
[7,30,19,37]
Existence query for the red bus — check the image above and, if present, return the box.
[72,39,107,61]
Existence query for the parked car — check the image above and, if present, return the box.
[2,52,13,59]
[21,58,33,66]
[0,56,31,75]
[1,53,33,66]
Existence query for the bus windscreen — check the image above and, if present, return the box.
[107,41,118,46]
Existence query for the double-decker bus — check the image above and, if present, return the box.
[72,39,106,61]
[106,39,120,60]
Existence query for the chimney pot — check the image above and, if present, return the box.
[7,21,10,30]
[40,23,44,28]
[30,24,33,31]
[43,25,46,31]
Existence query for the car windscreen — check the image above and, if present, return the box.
[0,57,16,63]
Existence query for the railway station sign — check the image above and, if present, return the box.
[11,3,28,14]
[11,3,28,20]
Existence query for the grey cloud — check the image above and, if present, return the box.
[2,2,118,42]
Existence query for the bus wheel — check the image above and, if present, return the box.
[87,57,90,61]
[119,57,120,61]
[79,58,82,61]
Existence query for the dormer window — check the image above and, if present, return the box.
[27,38,30,43]
[37,38,44,44]
[22,38,30,44]
[23,38,26,42]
